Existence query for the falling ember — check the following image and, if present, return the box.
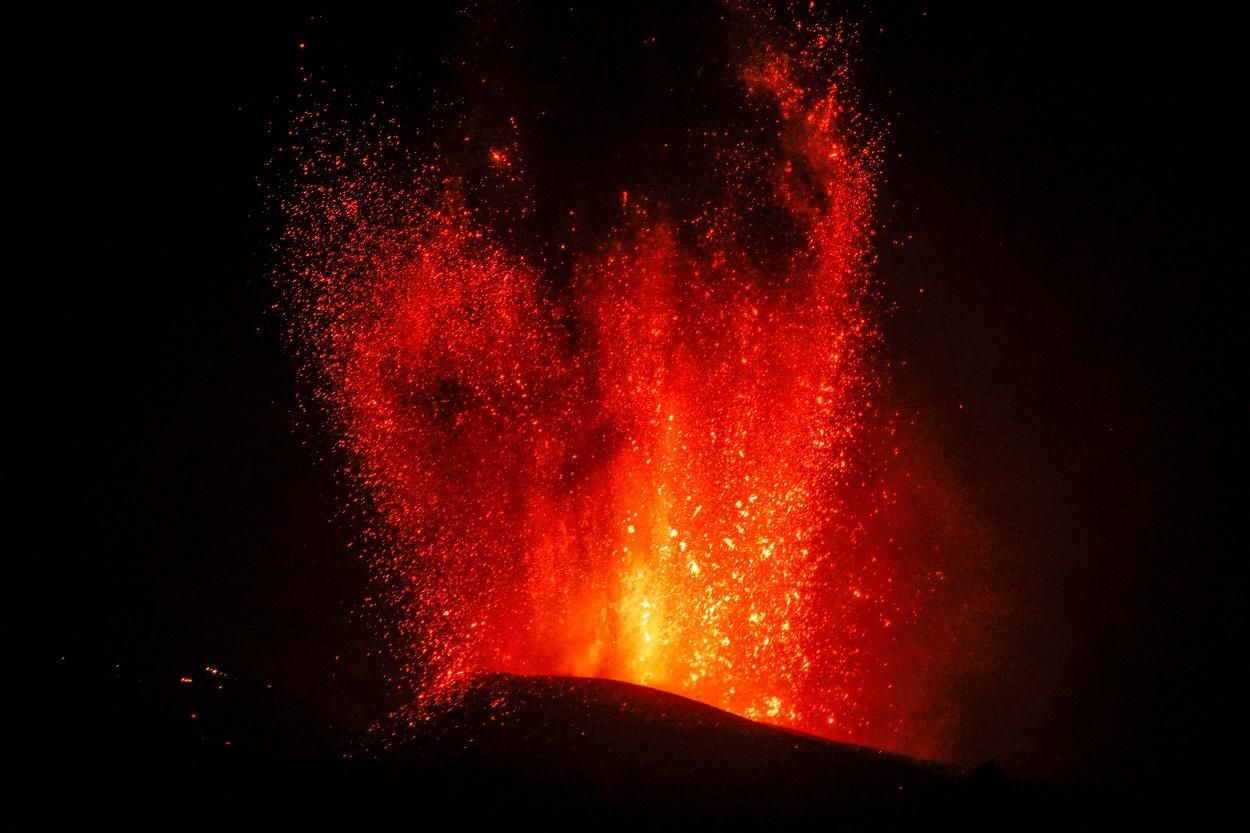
[275,11,933,745]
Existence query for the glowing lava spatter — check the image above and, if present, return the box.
[277,17,929,744]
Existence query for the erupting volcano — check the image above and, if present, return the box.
[276,11,938,749]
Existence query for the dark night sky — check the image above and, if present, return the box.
[36,2,1240,790]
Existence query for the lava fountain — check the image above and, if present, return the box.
[275,11,935,746]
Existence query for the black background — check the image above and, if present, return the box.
[36,1,1240,793]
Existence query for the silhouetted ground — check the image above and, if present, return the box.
[47,657,1171,828]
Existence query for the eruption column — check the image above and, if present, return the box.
[278,30,924,743]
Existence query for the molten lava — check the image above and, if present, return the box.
[277,19,934,746]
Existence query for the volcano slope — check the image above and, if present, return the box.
[56,664,1106,827]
